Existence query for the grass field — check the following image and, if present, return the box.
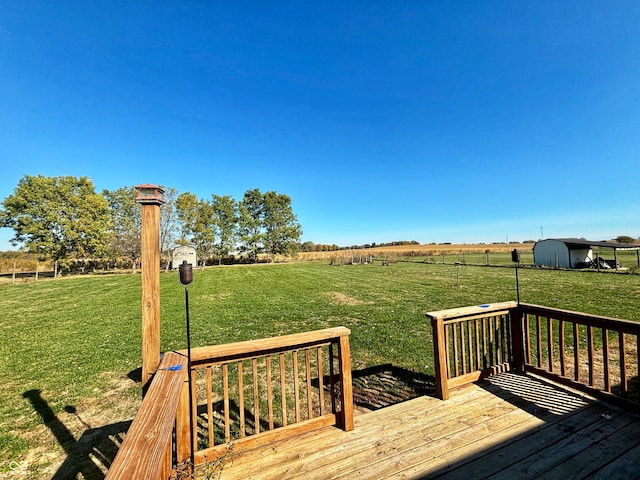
[1,259,639,476]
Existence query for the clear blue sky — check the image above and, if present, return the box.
[1,2,639,251]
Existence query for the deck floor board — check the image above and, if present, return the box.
[216,372,640,480]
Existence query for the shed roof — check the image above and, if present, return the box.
[541,238,640,251]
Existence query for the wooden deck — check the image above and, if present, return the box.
[215,372,640,479]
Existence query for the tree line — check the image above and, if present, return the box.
[0,175,302,272]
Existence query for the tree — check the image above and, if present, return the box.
[237,188,265,263]
[102,186,141,272]
[262,191,302,257]
[159,187,180,268]
[615,235,635,244]
[0,175,110,271]
[211,194,237,264]
[175,192,215,268]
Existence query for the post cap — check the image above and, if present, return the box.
[135,184,165,205]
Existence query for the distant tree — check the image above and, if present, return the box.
[103,186,141,272]
[0,175,110,272]
[301,241,315,252]
[175,192,215,268]
[615,235,635,244]
[262,191,302,257]
[211,194,237,264]
[159,187,180,268]
[237,188,265,263]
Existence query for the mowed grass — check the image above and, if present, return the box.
[1,260,639,472]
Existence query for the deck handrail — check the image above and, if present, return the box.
[427,301,519,400]
[429,302,640,408]
[106,351,188,480]
[176,326,354,467]
[519,303,640,409]
[106,327,353,479]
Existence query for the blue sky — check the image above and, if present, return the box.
[1,2,639,251]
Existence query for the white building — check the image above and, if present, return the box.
[533,238,639,269]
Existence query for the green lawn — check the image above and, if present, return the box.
[1,261,639,474]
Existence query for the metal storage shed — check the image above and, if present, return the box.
[533,238,640,269]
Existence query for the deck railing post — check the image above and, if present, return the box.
[337,333,354,431]
[175,372,191,465]
[511,305,526,373]
[431,316,449,400]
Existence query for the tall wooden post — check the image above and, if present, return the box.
[136,184,165,389]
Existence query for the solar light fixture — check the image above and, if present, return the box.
[511,249,521,304]
[179,260,195,475]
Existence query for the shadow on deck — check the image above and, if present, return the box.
[216,372,640,480]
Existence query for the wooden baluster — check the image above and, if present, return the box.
[587,326,594,386]
[547,317,554,373]
[223,364,230,442]
[573,323,580,382]
[460,320,467,374]
[329,344,337,413]
[474,319,481,372]
[536,315,542,368]
[266,356,274,430]
[452,323,459,377]
[206,366,214,446]
[488,316,494,367]
[499,314,506,364]
[305,349,313,419]
[444,323,451,377]
[238,361,245,437]
[252,358,260,434]
[317,346,325,416]
[524,314,531,365]
[559,320,566,377]
[293,350,300,423]
[619,332,627,397]
[505,313,512,364]
[482,317,488,369]
[279,353,287,427]
[603,328,610,392]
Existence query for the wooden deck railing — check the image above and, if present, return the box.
[520,303,640,408]
[106,327,353,479]
[182,326,354,466]
[106,351,188,479]
[429,302,640,408]
[427,302,521,400]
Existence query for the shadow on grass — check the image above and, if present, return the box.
[351,364,436,411]
[22,389,131,480]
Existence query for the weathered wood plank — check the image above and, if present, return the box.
[487,409,637,480]
[183,327,351,364]
[436,402,619,479]
[106,352,187,480]
[214,372,640,480]
[589,442,640,479]
[541,414,640,479]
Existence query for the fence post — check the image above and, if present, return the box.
[430,316,449,400]
[337,333,354,431]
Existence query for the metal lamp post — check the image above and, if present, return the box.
[179,260,195,474]
[511,249,520,304]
